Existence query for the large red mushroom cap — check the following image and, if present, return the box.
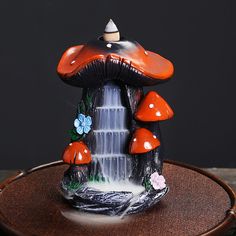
[129,128,160,154]
[57,21,174,88]
[62,141,92,165]
[135,91,174,122]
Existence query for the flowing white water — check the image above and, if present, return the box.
[91,82,132,181]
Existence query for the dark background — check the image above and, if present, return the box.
[0,0,235,169]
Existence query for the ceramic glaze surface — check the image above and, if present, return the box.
[58,20,174,216]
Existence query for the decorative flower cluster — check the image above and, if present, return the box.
[150,172,166,190]
[74,114,92,135]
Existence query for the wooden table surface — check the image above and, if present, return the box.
[1,168,235,191]
[0,168,235,236]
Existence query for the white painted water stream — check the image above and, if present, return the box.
[91,82,132,181]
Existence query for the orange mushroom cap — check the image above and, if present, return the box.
[62,141,92,165]
[129,128,160,154]
[135,91,174,122]
[57,38,174,87]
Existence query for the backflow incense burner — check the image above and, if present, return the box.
[57,20,174,216]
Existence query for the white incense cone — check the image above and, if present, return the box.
[103,19,120,42]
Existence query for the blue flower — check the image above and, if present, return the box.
[74,114,92,135]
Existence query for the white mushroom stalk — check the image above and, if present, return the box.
[103,19,120,42]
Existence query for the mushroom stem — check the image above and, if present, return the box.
[103,19,120,42]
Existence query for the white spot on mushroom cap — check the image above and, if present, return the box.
[153,135,157,139]
[133,138,137,142]
[84,149,88,153]
[156,111,161,117]
[106,43,112,48]
[71,60,76,65]
[78,152,82,160]
[144,141,152,150]
[149,104,154,108]
[144,51,148,55]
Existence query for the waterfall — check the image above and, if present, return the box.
[90,82,132,182]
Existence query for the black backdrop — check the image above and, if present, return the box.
[0,0,235,169]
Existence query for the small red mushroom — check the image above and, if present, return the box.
[62,141,92,165]
[135,91,174,122]
[129,128,160,154]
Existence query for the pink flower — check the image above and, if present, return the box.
[150,172,166,190]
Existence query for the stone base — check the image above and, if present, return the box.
[60,183,168,216]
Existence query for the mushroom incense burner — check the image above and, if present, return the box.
[58,20,174,216]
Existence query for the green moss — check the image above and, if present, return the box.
[88,174,106,183]
[67,181,82,191]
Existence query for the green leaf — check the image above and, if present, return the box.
[71,134,79,141]
[73,135,78,140]
[68,129,73,135]
[68,129,75,135]
[87,95,92,105]
[79,101,86,114]
[84,93,93,112]
[143,178,152,191]
[68,128,80,141]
